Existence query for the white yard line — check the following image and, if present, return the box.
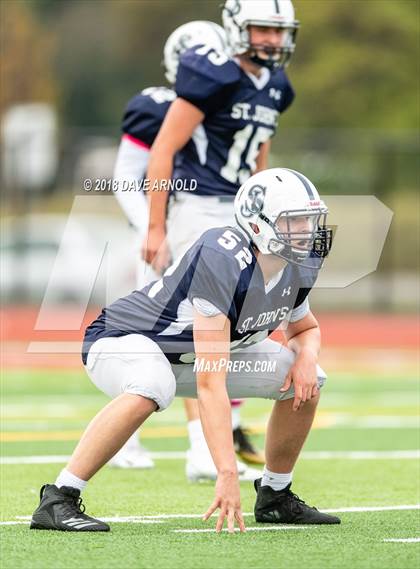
[14,514,202,521]
[1,449,419,465]
[301,450,420,460]
[383,538,420,543]
[2,455,72,464]
[121,505,420,519]
[340,417,419,428]
[3,517,163,526]
[0,452,187,464]
[3,504,418,527]
[3,415,419,429]
[173,526,313,534]
[322,505,420,514]
[87,518,162,524]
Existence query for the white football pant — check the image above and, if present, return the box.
[84,334,327,411]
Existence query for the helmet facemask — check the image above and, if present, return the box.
[222,0,299,68]
[245,24,298,69]
[234,167,332,271]
[259,209,332,268]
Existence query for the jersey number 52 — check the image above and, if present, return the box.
[217,230,253,270]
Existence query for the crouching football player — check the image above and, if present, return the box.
[30,168,341,532]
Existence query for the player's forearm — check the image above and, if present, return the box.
[287,326,320,359]
[197,376,237,475]
[254,140,271,173]
[285,312,321,359]
[193,312,235,472]
[113,137,150,230]
[146,148,173,229]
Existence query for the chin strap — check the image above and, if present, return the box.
[246,44,293,70]
[248,53,278,70]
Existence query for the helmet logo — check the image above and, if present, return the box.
[226,0,241,17]
[175,33,192,55]
[240,184,266,218]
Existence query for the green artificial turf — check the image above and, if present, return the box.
[1,368,419,569]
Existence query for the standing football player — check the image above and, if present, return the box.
[112,20,228,287]
[143,0,299,464]
[31,168,340,532]
[111,21,260,480]
[143,0,298,267]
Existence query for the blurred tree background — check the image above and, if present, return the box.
[3,0,417,130]
[1,0,419,294]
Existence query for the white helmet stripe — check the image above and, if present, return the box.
[284,168,315,200]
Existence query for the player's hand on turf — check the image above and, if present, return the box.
[280,349,319,411]
[141,226,171,274]
[203,471,246,534]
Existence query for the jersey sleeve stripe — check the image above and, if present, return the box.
[289,297,310,322]
[122,133,151,150]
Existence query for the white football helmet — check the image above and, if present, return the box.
[163,21,227,84]
[234,168,332,268]
[222,0,299,68]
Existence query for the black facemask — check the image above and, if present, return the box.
[247,45,282,69]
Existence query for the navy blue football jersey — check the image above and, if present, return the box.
[121,86,176,147]
[82,226,316,366]
[173,45,295,197]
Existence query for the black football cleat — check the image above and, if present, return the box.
[254,478,341,525]
[30,484,110,532]
[233,426,265,465]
